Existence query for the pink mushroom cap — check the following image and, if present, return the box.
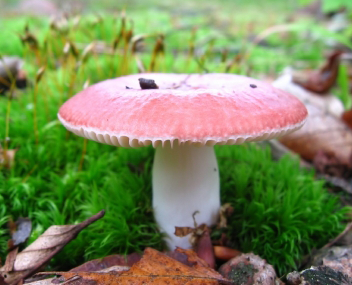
[58,73,308,147]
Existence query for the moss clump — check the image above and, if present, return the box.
[217,144,349,275]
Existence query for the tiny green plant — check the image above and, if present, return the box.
[0,4,350,276]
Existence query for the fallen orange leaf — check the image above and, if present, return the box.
[34,248,232,284]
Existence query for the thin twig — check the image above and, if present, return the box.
[322,222,352,249]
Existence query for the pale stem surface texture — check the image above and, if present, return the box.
[152,144,220,249]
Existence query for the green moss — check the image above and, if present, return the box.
[217,144,348,275]
[0,7,350,274]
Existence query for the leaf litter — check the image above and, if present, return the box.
[0,210,105,285]
[32,247,232,285]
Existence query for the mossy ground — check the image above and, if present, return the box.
[0,1,351,276]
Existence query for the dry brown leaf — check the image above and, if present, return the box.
[174,222,215,268]
[313,150,352,178]
[0,148,18,169]
[195,230,215,269]
[0,57,27,94]
[279,103,352,165]
[214,246,242,261]
[70,252,142,272]
[174,226,195,238]
[342,109,352,130]
[0,210,105,285]
[217,203,234,229]
[293,50,343,94]
[3,248,18,272]
[35,247,232,284]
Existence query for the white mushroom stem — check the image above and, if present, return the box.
[152,144,220,250]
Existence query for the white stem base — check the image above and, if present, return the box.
[152,144,220,250]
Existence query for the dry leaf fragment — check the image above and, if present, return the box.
[174,226,197,238]
[3,248,18,273]
[313,150,352,178]
[292,51,343,94]
[0,210,105,285]
[174,223,215,268]
[279,103,352,165]
[195,230,215,269]
[0,147,18,169]
[217,203,234,229]
[70,252,141,272]
[35,248,232,284]
[342,109,352,130]
[214,246,241,261]
[0,57,27,94]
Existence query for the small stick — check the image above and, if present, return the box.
[33,67,45,145]
[322,222,352,249]
[22,164,38,183]
[78,138,88,171]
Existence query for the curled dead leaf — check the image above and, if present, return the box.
[34,247,232,284]
[0,210,105,285]
[214,246,241,261]
[218,203,234,229]
[292,50,343,94]
[342,109,352,130]
[195,230,215,269]
[70,252,142,272]
[279,103,352,165]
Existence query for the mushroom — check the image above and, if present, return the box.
[58,73,308,250]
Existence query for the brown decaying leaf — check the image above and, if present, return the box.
[0,210,105,285]
[313,150,352,178]
[214,246,242,261]
[0,148,18,169]
[35,247,232,284]
[174,222,215,268]
[292,50,343,94]
[195,230,215,269]
[3,248,18,272]
[342,109,352,130]
[217,203,234,229]
[0,57,27,94]
[174,226,195,238]
[279,103,352,165]
[70,248,219,275]
[70,252,142,272]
